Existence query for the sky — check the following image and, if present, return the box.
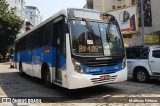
[25,0,86,20]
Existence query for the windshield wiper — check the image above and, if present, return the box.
[82,18,97,45]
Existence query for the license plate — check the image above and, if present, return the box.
[100,75,111,80]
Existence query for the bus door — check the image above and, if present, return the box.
[53,16,66,83]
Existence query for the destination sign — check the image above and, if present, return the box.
[73,10,109,21]
[74,10,101,20]
[79,45,99,53]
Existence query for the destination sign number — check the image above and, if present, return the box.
[79,46,99,53]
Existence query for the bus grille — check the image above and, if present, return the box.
[85,59,122,67]
[90,75,117,84]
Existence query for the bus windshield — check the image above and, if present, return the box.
[70,20,124,56]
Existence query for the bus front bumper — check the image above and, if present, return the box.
[67,66,127,89]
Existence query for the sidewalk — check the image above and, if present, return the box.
[0,63,16,72]
[0,62,10,65]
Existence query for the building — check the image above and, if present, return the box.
[84,0,93,9]
[6,0,26,36]
[6,0,38,36]
[132,0,160,34]
[25,19,33,32]
[128,0,160,46]
[24,18,33,32]
[94,0,132,12]
[25,6,43,26]
[85,0,132,12]
[6,0,25,20]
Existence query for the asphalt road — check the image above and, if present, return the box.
[0,63,160,106]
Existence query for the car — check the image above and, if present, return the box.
[126,45,160,82]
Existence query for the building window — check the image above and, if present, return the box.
[117,6,121,8]
[117,0,121,1]
[123,34,132,38]
[112,6,116,9]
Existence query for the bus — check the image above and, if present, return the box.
[14,8,127,89]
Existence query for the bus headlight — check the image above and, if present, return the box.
[122,58,126,69]
[72,59,84,74]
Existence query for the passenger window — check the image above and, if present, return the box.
[42,23,53,46]
[152,50,160,58]
[141,51,149,59]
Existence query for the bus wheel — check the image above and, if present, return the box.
[19,62,24,76]
[135,68,149,83]
[44,68,51,87]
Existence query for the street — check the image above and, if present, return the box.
[0,63,160,106]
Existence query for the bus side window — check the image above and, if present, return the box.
[32,28,42,49]
[42,22,53,46]
[28,32,33,50]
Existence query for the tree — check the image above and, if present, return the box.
[0,0,23,61]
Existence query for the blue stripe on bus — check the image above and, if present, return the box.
[14,47,66,69]
[82,63,122,75]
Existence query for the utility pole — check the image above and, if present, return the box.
[140,0,145,46]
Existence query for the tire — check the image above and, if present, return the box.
[134,68,149,83]
[44,67,51,87]
[19,62,24,76]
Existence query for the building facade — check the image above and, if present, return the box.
[6,0,26,36]
[25,6,43,26]
[6,0,41,35]
[6,0,25,20]
[90,0,132,12]
[24,18,33,32]
[130,0,160,46]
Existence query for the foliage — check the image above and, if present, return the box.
[0,0,23,61]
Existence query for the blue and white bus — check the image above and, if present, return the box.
[14,8,127,89]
